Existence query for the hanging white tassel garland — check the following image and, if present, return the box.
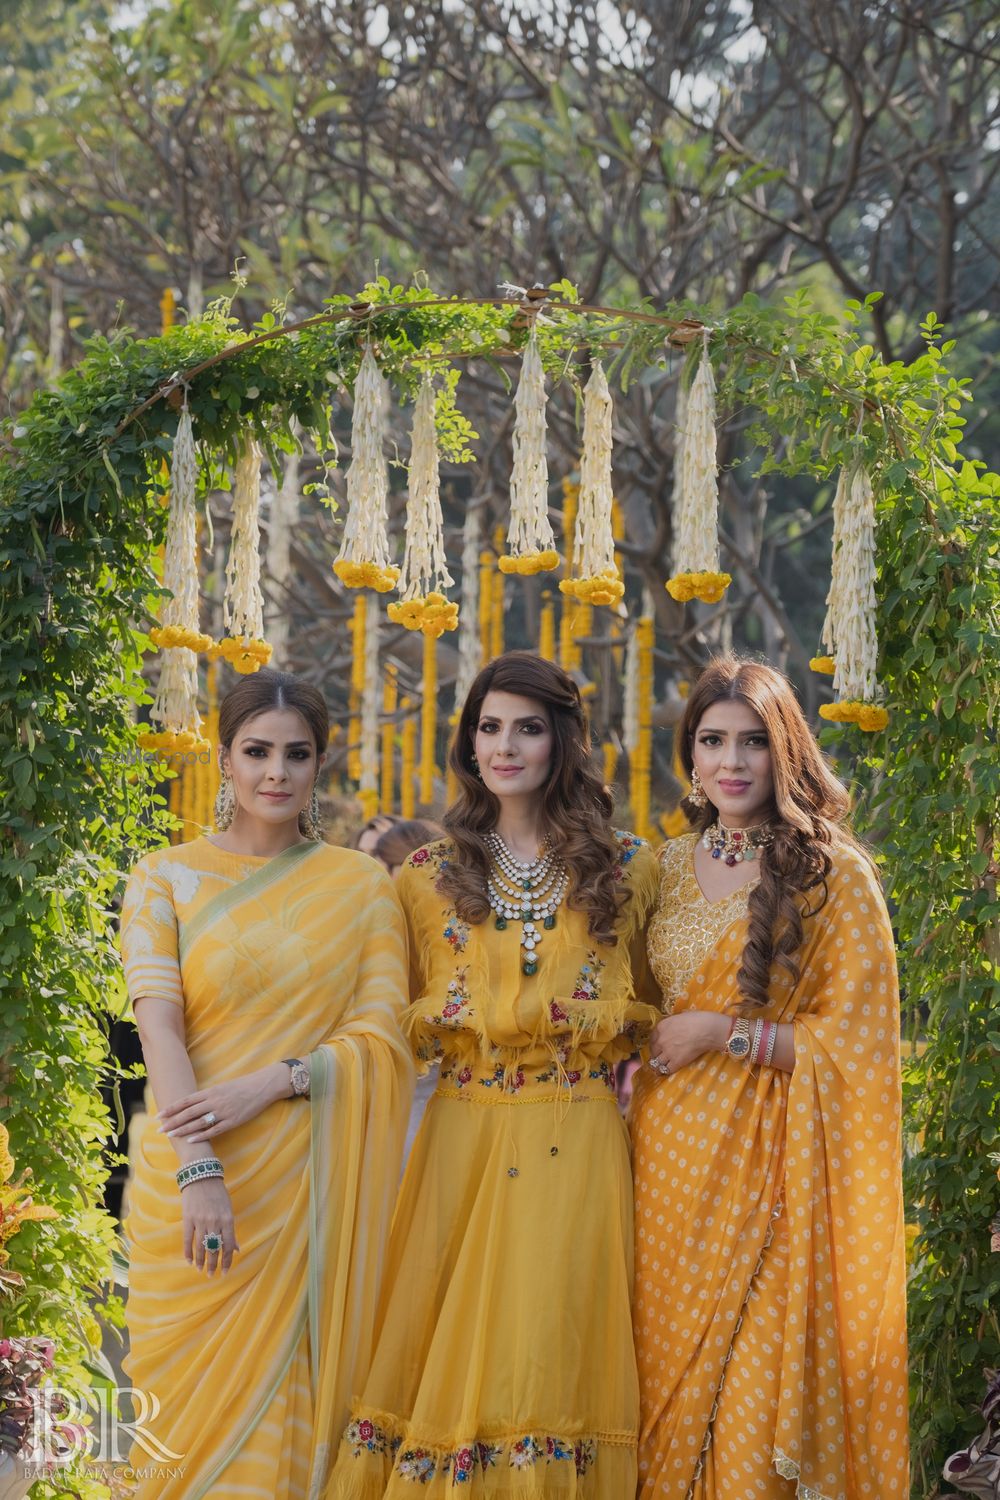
[500,330,558,576]
[218,436,272,673]
[817,461,887,730]
[666,334,731,605]
[149,403,212,655]
[334,347,400,592]
[388,374,458,637]
[452,509,482,715]
[560,361,624,607]
[140,402,210,755]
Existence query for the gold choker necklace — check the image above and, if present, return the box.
[701,821,774,867]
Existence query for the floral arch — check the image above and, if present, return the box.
[0,278,997,1490]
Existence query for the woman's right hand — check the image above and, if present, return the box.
[181,1179,239,1276]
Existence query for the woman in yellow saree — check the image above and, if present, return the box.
[632,657,908,1500]
[119,670,413,1500]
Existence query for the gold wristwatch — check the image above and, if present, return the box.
[725,1018,752,1061]
[282,1058,310,1098]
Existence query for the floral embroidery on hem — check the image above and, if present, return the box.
[345,1417,601,1483]
[438,1059,615,1094]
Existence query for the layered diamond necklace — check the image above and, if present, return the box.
[485,831,569,976]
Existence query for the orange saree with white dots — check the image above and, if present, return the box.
[631,832,908,1500]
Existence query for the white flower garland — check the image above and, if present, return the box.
[388,374,457,636]
[140,402,209,754]
[818,461,885,727]
[501,330,558,575]
[666,336,731,604]
[334,347,399,592]
[560,362,623,607]
[217,436,271,674]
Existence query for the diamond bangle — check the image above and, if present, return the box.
[176,1156,224,1190]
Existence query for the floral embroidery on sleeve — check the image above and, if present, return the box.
[611,828,646,879]
[443,915,470,954]
[428,967,473,1028]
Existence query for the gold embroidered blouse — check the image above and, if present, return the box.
[646,831,758,1013]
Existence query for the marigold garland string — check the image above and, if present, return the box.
[491,524,505,658]
[538,591,556,661]
[420,631,438,806]
[381,663,398,815]
[357,593,381,819]
[400,698,417,818]
[333,347,400,593]
[478,548,494,665]
[348,596,366,783]
[666,335,731,606]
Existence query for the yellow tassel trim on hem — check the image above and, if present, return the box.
[818,700,889,731]
[498,550,560,576]
[559,574,625,607]
[387,593,460,636]
[665,570,731,604]
[809,655,836,675]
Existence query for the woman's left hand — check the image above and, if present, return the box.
[648,1012,729,1076]
[157,1064,292,1143]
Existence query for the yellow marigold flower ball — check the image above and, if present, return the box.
[666,570,732,604]
[810,656,837,676]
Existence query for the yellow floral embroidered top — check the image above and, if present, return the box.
[397,831,662,1091]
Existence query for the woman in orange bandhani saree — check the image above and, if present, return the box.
[119,670,413,1500]
[632,657,908,1500]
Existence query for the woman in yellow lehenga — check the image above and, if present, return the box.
[119,670,413,1500]
[331,651,661,1498]
[632,657,909,1500]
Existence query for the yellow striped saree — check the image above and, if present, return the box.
[119,836,413,1500]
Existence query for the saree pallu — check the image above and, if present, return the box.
[632,833,908,1500]
[119,837,414,1500]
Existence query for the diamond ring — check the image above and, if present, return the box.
[201,1232,223,1253]
[202,1112,217,1126]
[649,1056,671,1076]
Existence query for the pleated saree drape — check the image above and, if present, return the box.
[119,837,414,1500]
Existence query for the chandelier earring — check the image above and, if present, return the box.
[299,782,323,841]
[470,752,483,782]
[214,772,236,831]
[687,766,709,809]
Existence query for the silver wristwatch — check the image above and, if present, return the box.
[282,1058,310,1098]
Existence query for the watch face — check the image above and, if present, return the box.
[728,1035,750,1057]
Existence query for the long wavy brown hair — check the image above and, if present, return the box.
[679,656,872,1008]
[438,651,629,944]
